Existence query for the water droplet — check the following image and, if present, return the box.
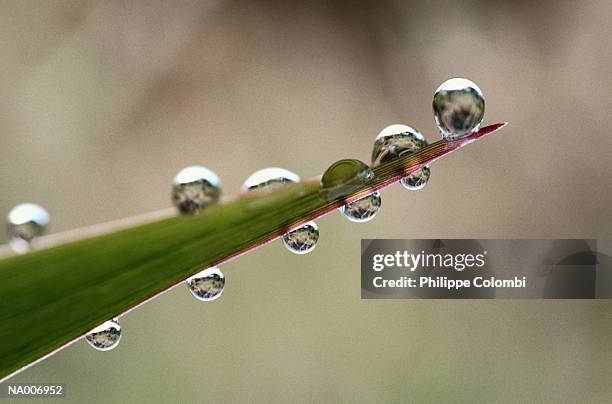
[85,319,121,351]
[282,221,319,254]
[6,203,49,254]
[172,165,221,215]
[372,124,431,191]
[340,192,381,222]
[433,78,485,139]
[241,167,300,194]
[319,159,375,202]
[242,168,319,254]
[187,266,225,301]
[401,166,430,190]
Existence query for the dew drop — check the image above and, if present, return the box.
[85,319,121,351]
[242,168,319,254]
[372,124,431,191]
[282,221,319,254]
[241,167,300,194]
[186,266,225,301]
[172,165,221,215]
[319,159,375,202]
[6,203,49,254]
[340,192,381,222]
[401,166,430,190]
[433,78,485,139]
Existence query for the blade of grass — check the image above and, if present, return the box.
[0,123,506,381]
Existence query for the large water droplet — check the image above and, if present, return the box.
[187,266,225,301]
[319,159,375,202]
[242,168,318,254]
[85,319,121,351]
[433,78,485,140]
[6,203,49,254]
[372,124,431,191]
[282,221,319,254]
[241,167,300,194]
[340,192,381,222]
[172,166,221,215]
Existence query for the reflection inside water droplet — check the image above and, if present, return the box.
[172,165,221,215]
[241,167,301,194]
[340,192,381,222]
[433,78,485,140]
[282,221,319,254]
[242,168,319,254]
[85,319,121,351]
[319,159,375,202]
[401,166,430,190]
[6,203,49,254]
[372,124,431,191]
[187,266,225,301]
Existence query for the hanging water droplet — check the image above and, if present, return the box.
[242,168,319,254]
[282,221,319,254]
[401,166,430,190]
[319,159,375,202]
[187,266,225,301]
[6,203,49,254]
[372,124,431,191]
[85,319,121,351]
[240,167,319,254]
[172,165,221,215]
[433,78,485,140]
[241,167,300,194]
[340,192,381,222]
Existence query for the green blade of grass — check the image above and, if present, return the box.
[0,123,506,381]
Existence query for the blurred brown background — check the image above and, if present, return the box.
[1,0,611,402]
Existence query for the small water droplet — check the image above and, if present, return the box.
[372,124,431,191]
[401,166,430,190]
[6,203,49,254]
[319,159,375,202]
[433,78,485,140]
[282,221,319,254]
[85,319,121,351]
[340,192,381,222]
[172,165,221,215]
[242,168,318,254]
[241,167,300,194]
[187,266,225,301]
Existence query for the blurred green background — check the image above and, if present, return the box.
[1,0,611,402]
